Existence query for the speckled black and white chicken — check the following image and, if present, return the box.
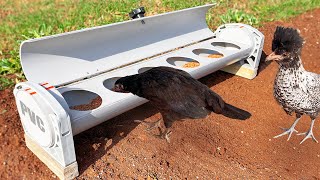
[266,26,320,144]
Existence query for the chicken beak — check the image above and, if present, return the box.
[112,84,130,93]
[266,51,282,61]
[112,84,122,92]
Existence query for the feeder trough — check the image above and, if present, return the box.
[13,4,264,179]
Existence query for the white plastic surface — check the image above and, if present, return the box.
[214,23,264,70]
[14,82,76,166]
[15,86,55,147]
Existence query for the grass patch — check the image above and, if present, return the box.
[220,9,259,26]
[0,76,14,90]
[249,0,320,22]
[0,52,21,75]
[0,0,319,89]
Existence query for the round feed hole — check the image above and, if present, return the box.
[138,67,155,74]
[166,57,200,68]
[62,90,102,111]
[211,42,240,50]
[192,49,224,59]
[103,77,130,93]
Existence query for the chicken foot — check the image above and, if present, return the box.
[273,115,301,141]
[297,118,318,144]
[154,127,172,143]
[134,118,162,131]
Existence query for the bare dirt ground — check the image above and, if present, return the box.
[1,8,320,179]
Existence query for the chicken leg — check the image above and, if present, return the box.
[274,114,301,141]
[297,118,318,144]
[134,118,162,131]
[155,127,172,143]
[153,112,174,143]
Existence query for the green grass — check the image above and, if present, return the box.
[220,9,259,26]
[0,76,14,90]
[0,0,319,90]
[249,0,320,22]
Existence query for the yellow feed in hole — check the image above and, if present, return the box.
[183,61,200,68]
[208,54,224,58]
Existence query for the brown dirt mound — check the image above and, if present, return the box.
[1,8,320,179]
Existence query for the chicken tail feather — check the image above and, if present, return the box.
[222,103,251,120]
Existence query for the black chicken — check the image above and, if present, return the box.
[113,66,251,142]
[266,26,320,144]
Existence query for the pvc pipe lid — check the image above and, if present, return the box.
[20,4,215,86]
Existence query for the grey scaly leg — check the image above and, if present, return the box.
[274,115,301,141]
[134,118,162,131]
[154,127,172,143]
[297,118,318,144]
[153,113,174,143]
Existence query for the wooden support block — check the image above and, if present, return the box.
[221,63,257,80]
[25,134,79,180]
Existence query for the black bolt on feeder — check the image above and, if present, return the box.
[129,7,146,24]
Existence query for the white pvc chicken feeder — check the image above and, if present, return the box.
[14,4,264,180]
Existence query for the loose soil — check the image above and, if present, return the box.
[1,9,320,179]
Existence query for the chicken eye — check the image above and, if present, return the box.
[275,48,286,55]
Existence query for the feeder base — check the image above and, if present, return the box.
[221,63,257,80]
[25,134,79,180]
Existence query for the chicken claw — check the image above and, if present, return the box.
[273,127,298,141]
[154,127,172,143]
[297,119,318,144]
[273,117,300,141]
[134,119,162,131]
